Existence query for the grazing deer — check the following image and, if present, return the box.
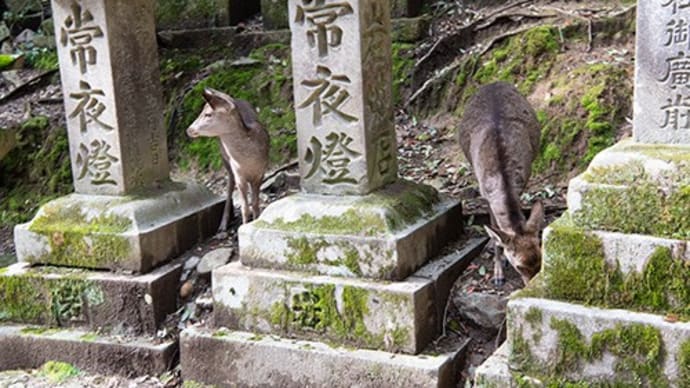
[187,88,270,227]
[458,82,544,286]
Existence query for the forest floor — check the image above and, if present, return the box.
[0,0,637,386]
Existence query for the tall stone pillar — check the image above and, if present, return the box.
[0,0,222,376]
[12,0,222,273]
[475,1,690,385]
[179,1,479,386]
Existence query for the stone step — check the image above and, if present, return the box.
[213,238,487,354]
[180,327,464,388]
[566,139,690,239]
[0,261,181,336]
[239,182,462,281]
[0,324,176,377]
[537,215,690,319]
[14,183,223,273]
[501,297,690,386]
[473,343,515,388]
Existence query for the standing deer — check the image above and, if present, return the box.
[458,82,544,286]
[187,88,270,228]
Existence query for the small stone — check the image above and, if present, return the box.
[14,29,36,45]
[195,296,213,309]
[197,248,233,274]
[144,294,153,305]
[184,256,201,271]
[180,280,194,299]
[453,292,507,330]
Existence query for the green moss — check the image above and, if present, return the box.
[679,339,690,384]
[532,216,690,320]
[515,318,668,386]
[0,270,105,326]
[20,326,60,336]
[156,0,223,29]
[573,160,690,239]
[285,238,326,265]
[40,361,80,384]
[28,204,132,268]
[79,332,98,342]
[25,48,59,71]
[392,43,415,105]
[0,116,72,226]
[525,307,543,327]
[256,181,439,236]
[510,326,534,370]
[534,62,629,175]
[212,328,229,337]
[0,273,45,322]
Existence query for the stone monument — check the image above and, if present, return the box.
[0,0,222,376]
[475,1,690,386]
[180,0,484,386]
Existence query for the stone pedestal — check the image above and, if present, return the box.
[0,0,223,377]
[475,2,690,385]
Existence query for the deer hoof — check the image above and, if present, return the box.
[492,277,506,287]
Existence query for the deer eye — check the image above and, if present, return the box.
[204,113,213,117]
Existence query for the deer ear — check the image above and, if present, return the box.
[525,200,545,233]
[484,225,511,247]
[202,88,235,110]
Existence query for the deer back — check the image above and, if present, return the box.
[458,82,540,232]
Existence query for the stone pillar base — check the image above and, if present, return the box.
[181,328,464,388]
[0,261,181,336]
[0,324,176,377]
[239,180,462,281]
[14,181,223,273]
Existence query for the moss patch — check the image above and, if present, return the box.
[679,339,690,384]
[0,270,105,326]
[512,319,668,386]
[0,116,72,226]
[40,361,80,384]
[269,284,408,351]
[533,63,631,175]
[525,216,690,321]
[574,161,690,240]
[28,203,132,268]
[256,181,439,236]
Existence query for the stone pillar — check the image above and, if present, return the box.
[55,0,168,195]
[12,0,222,273]
[634,0,690,143]
[475,2,690,385]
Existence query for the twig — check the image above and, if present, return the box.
[0,69,58,104]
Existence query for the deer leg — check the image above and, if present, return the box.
[236,177,251,224]
[250,178,261,221]
[218,172,235,234]
[490,211,506,287]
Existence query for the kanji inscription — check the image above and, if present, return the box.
[295,0,353,57]
[60,2,104,74]
[76,139,119,186]
[299,65,358,126]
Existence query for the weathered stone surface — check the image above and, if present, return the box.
[566,139,690,239]
[0,325,176,377]
[290,0,397,195]
[14,182,223,273]
[0,261,181,335]
[473,343,514,388]
[633,0,690,144]
[197,248,233,274]
[454,292,507,330]
[213,261,436,354]
[390,0,423,18]
[181,327,463,388]
[52,0,168,195]
[392,15,431,43]
[240,181,462,280]
[505,297,690,385]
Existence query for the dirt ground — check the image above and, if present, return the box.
[0,0,638,386]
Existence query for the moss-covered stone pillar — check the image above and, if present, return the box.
[12,0,223,273]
